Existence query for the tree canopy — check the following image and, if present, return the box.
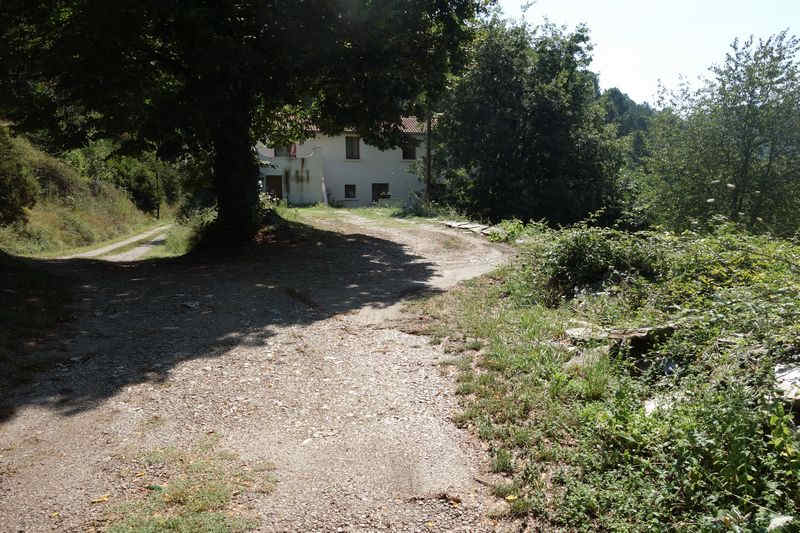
[643,31,800,234]
[431,20,623,224]
[1,1,485,240]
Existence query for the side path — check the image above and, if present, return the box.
[58,224,172,259]
[103,232,169,262]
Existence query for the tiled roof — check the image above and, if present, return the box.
[400,117,427,134]
[310,117,428,134]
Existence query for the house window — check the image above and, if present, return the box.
[344,184,356,199]
[345,136,360,159]
[401,139,417,160]
[372,183,390,202]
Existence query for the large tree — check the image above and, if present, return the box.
[643,31,800,234]
[432,20,623,224]
[0,1,484,240]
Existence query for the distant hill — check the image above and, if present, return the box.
[602,88,654,164]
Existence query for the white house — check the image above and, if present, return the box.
[256,117,426,207]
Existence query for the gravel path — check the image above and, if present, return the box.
[0,212,511,532]
[103,232,168,262]
[57,224,172,259]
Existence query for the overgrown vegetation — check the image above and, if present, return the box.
[0,125,165,255]
[107,436,272,532]
[63,138,182,215]
[414,221,800,530]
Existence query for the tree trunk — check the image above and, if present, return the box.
[213,98,260,244]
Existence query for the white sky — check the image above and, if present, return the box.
[498,0,800,105]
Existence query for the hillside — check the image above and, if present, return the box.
[0,126,159,255]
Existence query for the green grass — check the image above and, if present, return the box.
[0,252,73,389]
[107,436,273,532]
[411,221,800,531]
[141,224,194,259]
[280,201,467,227]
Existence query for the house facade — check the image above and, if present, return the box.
[256,118,425,207]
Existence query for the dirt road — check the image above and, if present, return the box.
[103,232,169,262]
[0,211,510,532]
[57,224,172,260]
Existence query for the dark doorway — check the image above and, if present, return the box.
[371,183,390,202]
[265,175,283,199]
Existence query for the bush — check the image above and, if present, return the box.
[0,125,39,225]
[562,378,800,531]
[510,225,665,306]
[546,228,662,290]
[173,206,219,251]
[64,140,184,215]
[486,218,526,242]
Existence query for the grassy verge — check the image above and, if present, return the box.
[107,435,272,532]
[411,221,800,530]
[0,252,73,390]
[141,224,195,260]
[139,208,217,260]
[60,219,170,259]
[280,202,467,225]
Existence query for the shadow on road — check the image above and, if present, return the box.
[1,218,439,422]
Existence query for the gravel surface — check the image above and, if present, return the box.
[0,212,512,532]
[103,233,168,262]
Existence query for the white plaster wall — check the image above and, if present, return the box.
[256,133,424,206]
[256,143,324,205]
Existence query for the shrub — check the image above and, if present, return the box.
[174,206,219,251]
[64,140,184,215]
[487,218,526,243]
[394,191,464,219]
[0,125,39,225]
[510,225,666,306]
[564,381,800,531]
